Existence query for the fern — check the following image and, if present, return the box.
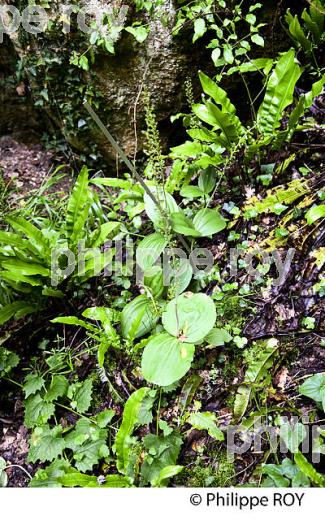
[66,166,91,248]
[257,49,302,136]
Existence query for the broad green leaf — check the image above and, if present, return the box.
[154,465,183,487]
[89,222,120,247]
[45,375,69,402]
[162,292,216,343]
[262,464,290,487]
[279,421,307,453]
[170,212,200,237]
[180,186,204,199]
[29,459,71,488]
[251,34,264,46]
[89,177,133,189]
[6,216,51,261]
[299,373,325,411]
[193,18,206,42]
[1,259,50,277]
[59,470,132,488]
[285,11,312,53]
[199,72,238,115]
[125,25,149,43]
[136,233,168,272]
[187,412,224,441]
[0,347,19,375]
[0,230,30,251]
[141,432,183,485]
[121,295,158,340]
[0,301,37,325]
[66,166,91,246]
[144,186,179,229]
[234,338,279,419]
[193,208,227,236]
[51,316,98,333]
[170,141,206,158]
[198,168,216,194]
[141,332,195,386]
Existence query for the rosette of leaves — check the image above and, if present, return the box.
[141,292,216,386]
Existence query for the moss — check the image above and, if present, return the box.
[176,449,235,487]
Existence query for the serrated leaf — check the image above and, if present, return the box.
[23,374,45,398]
[45,375,69,402]
[24,394,55,428]
[28,425,65,463]
[68,379,93,414]
[65,418,109,472]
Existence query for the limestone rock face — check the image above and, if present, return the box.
[0,0,204,162]
[87,0,201,162]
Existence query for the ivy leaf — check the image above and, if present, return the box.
[68,379,93,414]
[187,412,224,441]
[125,25,149,43]
[23,374,45,398]
[24,394,55,428]
[28,425,65,463]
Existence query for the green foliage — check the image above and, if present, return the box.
[173,1,265,74]
[262,458,310,488]
[187,411,224,441]
[234,339,279,419]
[115,387,156,477]
[0,168,120,325]
[0,347,19,377]
[172,51,325,172]
[141,333,195,386]
[299,373,325,412]
[285,1,324,69]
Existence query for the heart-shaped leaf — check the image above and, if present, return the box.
[162,292,216,343]
[141,333,195,386]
